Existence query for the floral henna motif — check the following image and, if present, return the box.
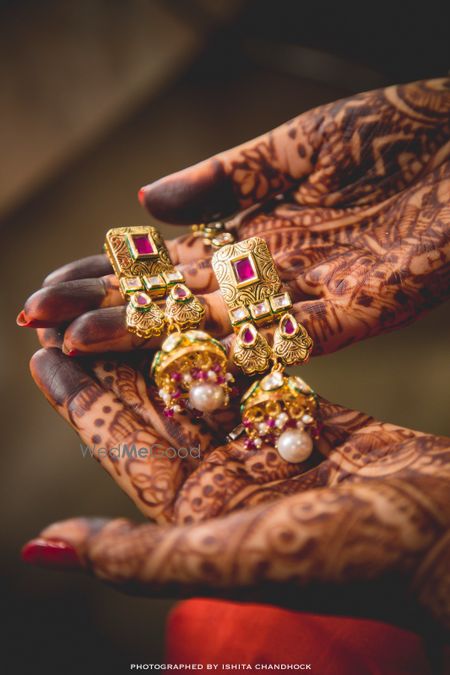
[225,79,450,208]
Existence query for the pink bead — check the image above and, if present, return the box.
[266,418,275,428]
[163,408,174,418]
[171,372,182,382]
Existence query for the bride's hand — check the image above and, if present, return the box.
[23,348,450,633]
[19,78,450,355]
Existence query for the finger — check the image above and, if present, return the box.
[29,348,187,522]
[20,275,122,327]
[36,326,65,349]
[166,233,215,267]
[20,257,219,328]
[20,472,448,620]
[61,292,230,355]
[43,254,113,286]
[139,116,314,224]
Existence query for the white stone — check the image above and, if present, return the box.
[254,437,262,448]
[261,371,284,391]
[277,429,313,463]
[146,275,164,287]
[270,292,292,312]
[189,383,225,412]
[302,413,314,425]
[207,370,217,382]
[275,412,289,429]
[231,306,249,323]
[258,422,269,435]
[164,270,184,283]
[250,300,271,319]
[162,333,182,352]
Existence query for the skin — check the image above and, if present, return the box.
[21,79,450,635]
[25,348,450,636]
[18,78,450,357]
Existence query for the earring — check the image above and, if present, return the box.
[105,225,235,418]
[191,221,236,249]
[212,237,320,464]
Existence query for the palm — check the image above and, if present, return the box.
[30,348,446,525]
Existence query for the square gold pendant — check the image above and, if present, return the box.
[212,237,282,318]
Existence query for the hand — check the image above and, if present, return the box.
[23,348,450,633]
[18,78,450,356]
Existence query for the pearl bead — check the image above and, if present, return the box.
[189,383,225,412]
[277,429,313,463]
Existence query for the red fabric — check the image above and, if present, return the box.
[166,599,433,674]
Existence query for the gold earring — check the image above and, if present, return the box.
[105,225,235,419]
[212,237,319,464]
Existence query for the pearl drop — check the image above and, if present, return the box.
[277,429,313,463]
[189,383,225,412]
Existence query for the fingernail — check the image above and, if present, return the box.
[21,538,81,569]
[138,187,146,206]
[62,345,80,357]
[16,312,49,328]
[16,310,29,326]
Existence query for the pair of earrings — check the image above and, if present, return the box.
[105,226,320,463]
[104,226,235,418]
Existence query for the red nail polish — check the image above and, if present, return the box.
[63,347,80,357]
[138,187,146,206]
[16,312,49,328]
[16,310,29,326]
[21,538,80,569]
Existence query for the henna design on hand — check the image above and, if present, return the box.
[28,348,450,633]
[20,79,450,357]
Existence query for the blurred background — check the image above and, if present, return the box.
[1,0,449,672]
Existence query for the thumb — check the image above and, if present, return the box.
[138,114,316,225]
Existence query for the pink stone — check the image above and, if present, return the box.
[266,418,275,428]
[216,375,225,384]
[171,390,181,399]
[132,234,154,255]
[173,285,188,299]
[171,372,182,382]
[244,438,256,450]
[233,257,256,283]
[242,327,254,344]
[243,420,253,429]
[136,293,149,306]
[163,408,174,418]
[212,363,222,373]
[284,318,295,335]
